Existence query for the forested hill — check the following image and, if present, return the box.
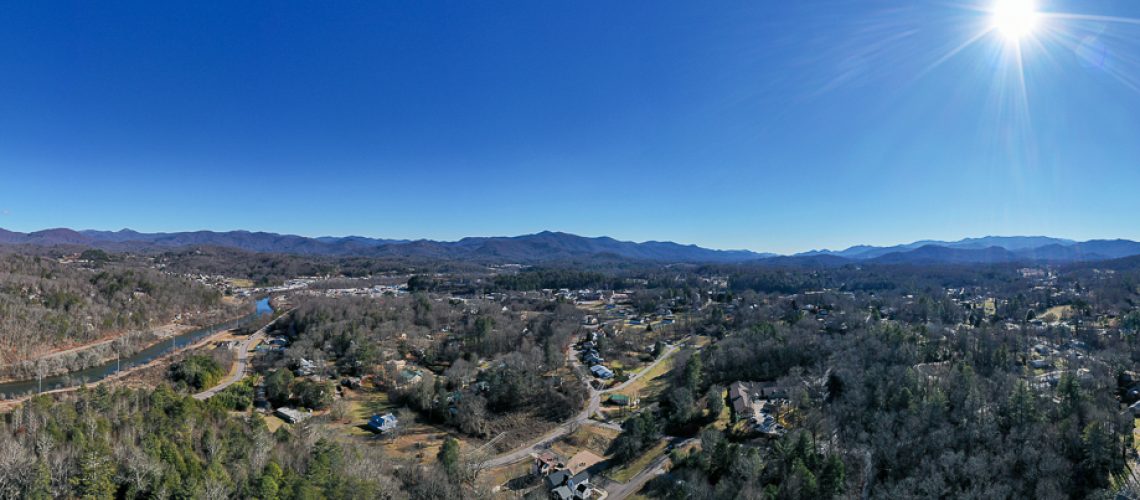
[0,228,772,263]
[5,227,1140,265]
[0,254,232,369]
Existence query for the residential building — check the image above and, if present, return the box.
[367,413,399,433]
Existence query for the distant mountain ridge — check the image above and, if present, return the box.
[792,236,1140,265]
[2,228,1139,265]
[0,228,773,263]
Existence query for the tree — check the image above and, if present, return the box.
[169,355,226,391]
[256,463,281,500]
[72,451,115,500]
[438,437,461,477]
[26,460,52,500]
[294,379,334,410]
[407,275,436,292]
[706,385,725,420]
[610,412,661,464]
[474,316,494,340]
[667,388,697,425]
[818,454,846,498]
[264,369,294,407]
[683,352,703,392]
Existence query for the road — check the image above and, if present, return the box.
[606,452,669,500]
[485,342,679,467]
[193,331,264,400]
[192,308,291,401]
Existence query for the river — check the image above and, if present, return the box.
[0,297,273,399]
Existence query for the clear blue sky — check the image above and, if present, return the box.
[2,1,1139,254]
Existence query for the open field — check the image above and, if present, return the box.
[608,439,669,483]
[264,414,286,433]
[612,351,676,403]
[555,425,619,458]
[484,459,535,493]
[1042,305,1073,321]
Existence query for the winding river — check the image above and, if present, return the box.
[0,298,273,398]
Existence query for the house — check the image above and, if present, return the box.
[384,359,407,380]
[590,365,614,379]
[396,368,424,388]
[275,407,311,424]
[1029,359,1053,370]
[729,381,791,434]
[295,358,317,377]
[728,382,756,420]
[583,353,604,366]
[367,413,399,433]
[545,469,591,500]
[534,451,564,476]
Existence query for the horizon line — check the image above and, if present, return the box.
[1,225,1126,257]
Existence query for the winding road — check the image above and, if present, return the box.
[193,308,290,401]
[485,342,679,468]
[193,331,264,400]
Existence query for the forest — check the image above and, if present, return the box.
[0,254,231,377]
[3,247,1140,498]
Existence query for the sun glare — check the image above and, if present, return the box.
[991,0,1039,40]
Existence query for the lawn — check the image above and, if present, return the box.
[689,335,713,348]
[264,415,286,433]
[608,439,668,483]
[484,460,534,492]
[709,388,731,431]
[555,425,619,458]
[614,350,677,402]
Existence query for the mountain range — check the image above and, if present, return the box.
[796,236,1140,263]
[1,229,1139,265]
[0,228,772,263]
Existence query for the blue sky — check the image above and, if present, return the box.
[2,1,1139,254]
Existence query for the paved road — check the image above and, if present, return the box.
[193,331,264,400]
[194,308,292,401]
[606,454,669,500]
[485,342,680,467]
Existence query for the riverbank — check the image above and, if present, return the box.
[0,298,272,398]
[0,306,249,384]
[0,305,271,412]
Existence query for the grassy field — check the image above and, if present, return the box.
[1042,305,1073,322]
[608,439,669,483]
[264,414,286,433]
[484,460,534,492]
[615,350,677,403]
[710,388,731,431]
[554,425,619,459]
[689,335,713,348]
[323,388,490,465]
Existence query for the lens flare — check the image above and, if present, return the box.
[992,0,1040,40]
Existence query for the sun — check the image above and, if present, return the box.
[991,0,1040,40]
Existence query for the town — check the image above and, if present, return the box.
[5,249,1135,498]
